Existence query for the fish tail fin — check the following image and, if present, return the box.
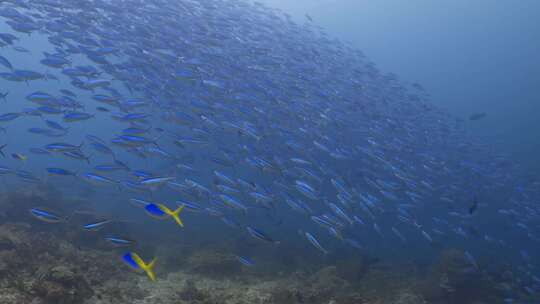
[144,258,157,282]
[151,132,165,148]
[83,152,93,165]
[0,144,6,157]
[170,205,185,227]
[115,180,123,191]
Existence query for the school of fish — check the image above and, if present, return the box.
[0,0,538,296]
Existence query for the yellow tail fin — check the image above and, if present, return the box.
[158,204,185,227]
[160,204,184,227]
[131,253,157,282]
[170,205,184,227]
[144,258,157,282]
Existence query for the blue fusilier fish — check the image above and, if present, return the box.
[121,180,147,193]
[38,106,63,115]
[132,170,153,180]
[81,172,118,186]
[113,112,150,122]
[63,112,94,122]
[46,167,77,176]
[0,55,13,70]
[465,251,479,270]
[28,127,64,137]
[83,219,111,231]
[213,170,237,186]
[295,180,318,200]
[219,194,248,212]
[221,217,241,229]
[86,134,106,145]
[94,164,128,172]
[105,236,136,247]
[0,112,20,122]
[140,176,176,187]
[45,120,69,132]
[90,142,115,156]
[311,215,332,227]
[29,208,65,223]
[421,230,433,243]
[469,112,486,121]
[304,232,328,255]
[115,134,157,147]
[328,203,353,225]
[246,226,279,244]
[235,255,254,267]
[122,126,151,135]
[143,203,185,227]
[0,166,12,175]
[122,252,157,281]
[45,142,83,153]
[63,150,91,163]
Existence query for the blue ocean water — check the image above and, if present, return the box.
[0,1,538,303]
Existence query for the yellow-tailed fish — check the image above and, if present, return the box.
[12,153,27,161]
[157,204,184,227]
[122,252,157,281]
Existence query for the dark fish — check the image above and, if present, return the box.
[246,227,279,244]
[46,167,77,176]
[13,46,29,53]
[469,197,478,215]
[0,55,13,70]
[469,113,486,121]
[45,120,69,132]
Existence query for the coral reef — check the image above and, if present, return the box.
[0,221,126,304]
[0,192,534,304]
[32,265,93,303]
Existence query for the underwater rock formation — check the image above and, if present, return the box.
[0,219,124,304]
[186,249,242,277]
[0,193,532,303]
[32,265,93,304]
[418,249,506,304]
